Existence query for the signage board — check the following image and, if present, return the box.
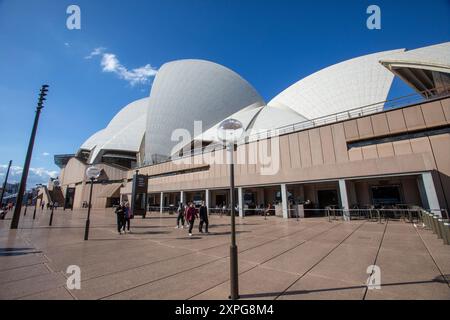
[131,173,148,217]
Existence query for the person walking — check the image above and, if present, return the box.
[199,201,209,233]
[115,203,126,235]
[175,202,185,228]
[123,202,132,233]
[40,201,45,210]
[186,202,198,236]
[184,203,190,228]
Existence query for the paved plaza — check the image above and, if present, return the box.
[0,208,449,300]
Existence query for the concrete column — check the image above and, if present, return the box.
[180,190,185,205]
[238,187,244,218]
[281,184,289,219]
[339,179,350,221]
[205,189,210,215]
[160,192,164,214]
[421,172,441,216]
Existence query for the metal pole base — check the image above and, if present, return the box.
[229,245,239,300]
[84,219,90,240]
[49,208,54,226]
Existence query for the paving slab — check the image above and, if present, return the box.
[1,210,449,300]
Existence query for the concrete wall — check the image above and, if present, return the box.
[59,157,127,209]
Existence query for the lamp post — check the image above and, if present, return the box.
[11,85,49,229]
[84,166,101,240]
[23,194,28,216]
[33,184,41,220]
[217,118,244,300]
[48,179,59,226]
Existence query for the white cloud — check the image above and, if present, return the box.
[64,42,70,47]
[42,152,50,156]
[87,48,158,86]
[85,47,106,59]
[0,164,58,190]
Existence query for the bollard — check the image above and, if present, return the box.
[437,219,444,241]
[438,219,449,244]
[433,216,442,239]
[443,222,450,245]
[430,215,438,234]
[427,213,432,228]
[425,213,431,228]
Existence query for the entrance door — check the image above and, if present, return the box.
[371,185,402,206]
[64,187,76,209]
[317,189,339,208]
[216,194,227,207]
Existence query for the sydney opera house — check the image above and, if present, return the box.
[45,42,450,219]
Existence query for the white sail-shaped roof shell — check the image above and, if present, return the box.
[145,59,265,164]
[80,98,149,163]
[267,49,405,119]
[380,42,450,73]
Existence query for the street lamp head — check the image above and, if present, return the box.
[86,166,101,180]
[217,118,244,145]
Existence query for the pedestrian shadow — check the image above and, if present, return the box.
[177,236,203,240]
[128,225,162,229]
[238,277,448,299]
[205,231,251,236]
[129,230,171,235]
[0,247,42,256]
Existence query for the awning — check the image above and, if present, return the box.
[98,183,122,198]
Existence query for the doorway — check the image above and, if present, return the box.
[371,185,402,206]
[317,189,339,208]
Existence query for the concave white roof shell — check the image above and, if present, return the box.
[145,59,265,164]
[380,42,450,73]
[189,103,309,146]
[80,98,149,163]
[267,49,405,119]
[248,104,308,133]
[188,103,264,146]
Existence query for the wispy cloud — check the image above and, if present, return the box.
[86,47,158,86]
[85,47,105,59]
[0,164,58,189]
[42,152,50,156]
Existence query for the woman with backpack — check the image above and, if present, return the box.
[123,202,132,233]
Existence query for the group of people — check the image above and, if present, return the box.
[175,201,209,236]
[115,202,132,234]
[39,201,58,210]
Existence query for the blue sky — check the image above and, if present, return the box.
[0,0,449,188]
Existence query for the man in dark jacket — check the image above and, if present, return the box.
[115,204,125,235]
[199,201,209,233]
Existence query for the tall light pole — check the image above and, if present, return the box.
[0,160,12,206]
[33,184,41,220]
[217,118,244,300]
[84,166,101,240]
[11,85,49,229]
